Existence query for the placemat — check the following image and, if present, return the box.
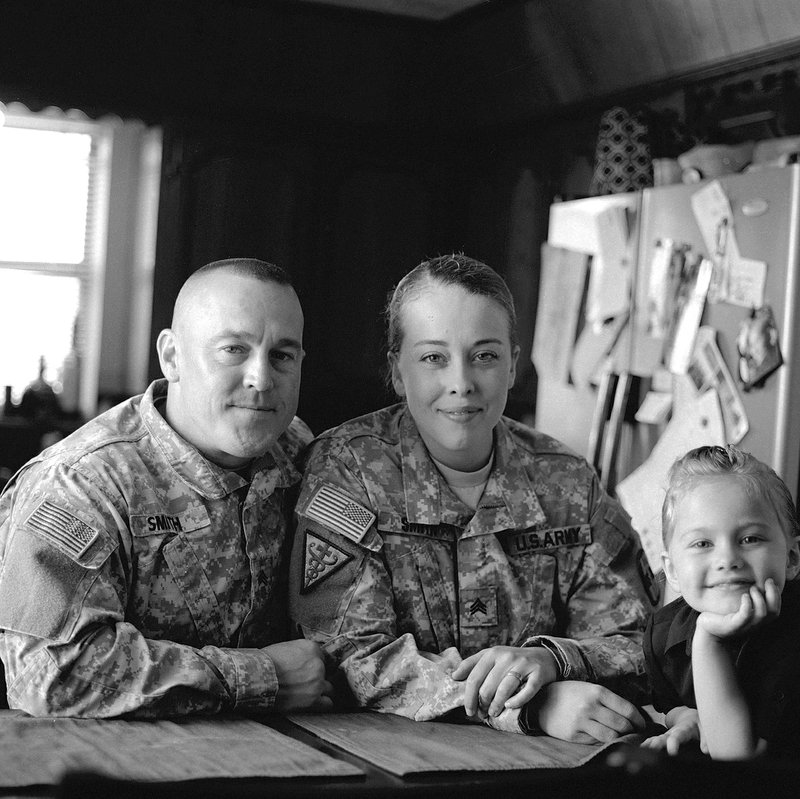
[289,711,635,775]
[0,710,363,787]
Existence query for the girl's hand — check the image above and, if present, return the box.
[697,578,781,640]
[641,722,699,755]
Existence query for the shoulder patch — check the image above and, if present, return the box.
[304,483,375,543]
[302,530,353,592]
[25,500,100,559]
[504,524,592,555]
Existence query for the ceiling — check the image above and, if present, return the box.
[293,0,489,21]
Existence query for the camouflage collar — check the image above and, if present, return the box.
[140,380,300,499]
[397,408,548,534]
[398,409,453,525]
[467,421,548,537]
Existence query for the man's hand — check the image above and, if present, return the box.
[451,645,558,718]
[264,640,333,712]
[696,579,780,640]
[530,681,646,743]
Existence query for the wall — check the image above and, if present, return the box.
[431,0,800,129]
[4,0,800,432]
[149,119,474,433]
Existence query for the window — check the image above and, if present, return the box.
[0,103,161,420]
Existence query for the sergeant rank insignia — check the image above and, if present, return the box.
[302,531,353,592]
[460,587,498,627]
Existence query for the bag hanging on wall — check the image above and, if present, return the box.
[591,106,653,195]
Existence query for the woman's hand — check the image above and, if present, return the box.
[450,645,559,718]
[697,578,781,640]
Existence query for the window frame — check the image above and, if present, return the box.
[0,107,113,419]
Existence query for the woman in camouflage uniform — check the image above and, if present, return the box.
[290,254,658,742]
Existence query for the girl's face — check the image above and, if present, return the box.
[389,281,519,472]
[663,476,800,615]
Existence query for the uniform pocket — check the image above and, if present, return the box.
[161,535,226,646]
[383,532,457,652]
[506,550,558,643]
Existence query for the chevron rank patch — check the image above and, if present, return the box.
[26,500,99,559]
[304,484,375,543]
[302,530,353,592]
[460,586,498,628]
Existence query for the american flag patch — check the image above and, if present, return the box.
[26,501,100,559]
[305,484,375,543]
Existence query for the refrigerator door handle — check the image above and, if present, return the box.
[588,368,634,494]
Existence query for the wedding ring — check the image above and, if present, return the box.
[505,670,523,683]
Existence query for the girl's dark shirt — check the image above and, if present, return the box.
[644,580,800,757]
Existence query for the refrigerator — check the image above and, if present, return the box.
[534,164,800,566]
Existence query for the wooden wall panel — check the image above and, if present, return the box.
[438,0,800,127]
[713,0,767,53]
[607,0,671,84]
[548,1,609,95]
[523,3,586,106]
[643,0,724,72]
[758,0,800,44]
[685,0,731,59]
[570,0,641,94]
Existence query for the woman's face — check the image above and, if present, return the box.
[389,281,519,472]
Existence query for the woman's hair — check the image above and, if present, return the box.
[385,253,518,358]
[661,444,799,547]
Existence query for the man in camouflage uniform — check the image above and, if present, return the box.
[0,258,331,717]
[290,406,659,738]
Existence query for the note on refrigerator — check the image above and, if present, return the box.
[690,180,739,303]
[548,197,632,325]
[666,257,713,375]
[646,238,676,340]
[688,326,749,443]
[726,256,767,309]
[689,179,767,308]
[616,379,726,572]
[532,244,590,383]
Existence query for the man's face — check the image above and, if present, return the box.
[160,273,304,469]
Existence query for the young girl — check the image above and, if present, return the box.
[290,254,657,741]
[643,445,800,760]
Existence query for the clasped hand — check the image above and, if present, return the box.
[450,645,559,718]
[696,578,781,640]
[266,639,334,712]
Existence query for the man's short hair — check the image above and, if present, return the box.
[192,258,293,287]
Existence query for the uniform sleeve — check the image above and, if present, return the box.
[289,446,466,723]
[523,480,658,701]
[0,463,278,718]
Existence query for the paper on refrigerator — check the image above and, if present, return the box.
[666,257,713,374]
[687,326,748,443]
[690,179,767,308]
[616,378,726,572]
[547,197,632,326]
[532,244,590,383]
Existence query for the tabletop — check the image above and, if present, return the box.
[1,709,799,798]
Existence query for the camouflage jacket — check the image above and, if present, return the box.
[0,379,311,718]
[290,404,658,726]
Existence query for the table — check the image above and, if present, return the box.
[1,710,799,798]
